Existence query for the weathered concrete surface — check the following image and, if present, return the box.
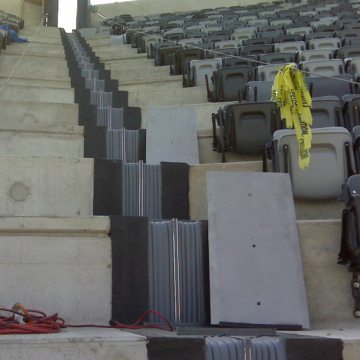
[0,100,78,127]
[189,162,344,220]
[105,58,156,70]
[119,76,183,91]
[128,87,207,107]
[0,55,69,81]
[0,156,93,217]
[110,66,170,82]
[0,217,111,325]
[0,125,84,158]
[297,220,359,330]
[142,102,237,130]
[0,85,74,103]
[0,328,147,360]
[0,76,71,89]
[5,43,65,58]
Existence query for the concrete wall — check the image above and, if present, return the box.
[90,0,270,23]
[1,0,42,27]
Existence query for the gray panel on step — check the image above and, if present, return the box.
[97,107,124,128]
[205,337,286,360]
[122,163,162,219]
[91,91,113,107]
[207,172,310,329]
[85,79,105,91]
[146,107,199,165]
[106,129,139,162]
[148,220,207,324]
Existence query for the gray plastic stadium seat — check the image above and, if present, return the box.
[207,66,255,102]
[257,63,296,81]
[186,58,222,87]
[307,37,341,50]
[212,102,281,161]
[346,56,360,75]
[342,94,360,129]
[299,59,345,77]
[259,52,296,64]
[337,45,360,59]
[177,37,203,47]
[241,44,273,56]
[271,127,355,199]
[274,41,306,53]
[244,37,274,46]
[306,74,354,98]
[297,49,334,62]
[214,40,241,49]
[311,96,344,128]
[245,80,274,102]
[286,26,313,36]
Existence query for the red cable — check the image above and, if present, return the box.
[0,307,173,335]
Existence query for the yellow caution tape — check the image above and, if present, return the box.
[271,64,313,169]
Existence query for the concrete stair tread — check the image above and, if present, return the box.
[0,100,78,127]
[0,124,83,134]
[0,328,147,360]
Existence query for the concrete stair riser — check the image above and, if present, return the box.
[0,156,93,217]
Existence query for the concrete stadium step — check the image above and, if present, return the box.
[110,66,171,81]
[281,329,360,360]
[95,45,146,60]
[188,162,343,220]
[0,156,93,217]
[0,85,74,103]
[0,76,71,89]
[119,76,183,92]
[4,43,65,58]
[142,102,237,130]
[128,86,207,107]
[0,100,78,127]
[102,52,149,63]
[0,216,111,324]
[105,58,156,70]
[21,26,61,36]
[0,125,83,157]
[0,328,147,360]
[0,55,69,81]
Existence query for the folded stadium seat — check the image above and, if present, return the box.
[307,74,355,98]
[286,26,313,37]
[299,10,317,17]
[271,18,294,26]
[337,45,360,59]
[307,37,342,50]
[338,174,360,318]
[311,96,345,127]
[259,52,296,64]
[238,15,258,22]
[305,32,337,41]
[205,34,229,44]
[346,57,360,76]
[310,17,339,28]
[296,49,334,62]
[241,44,273,56]
[164,28,186,42]
[199,19,218,27]
[244,80,274,102]
[275,34,304,43]
[343,22,360,31]
[257,30,284,39]
[223,55,258,67]
[338,30,360,46]
[299,59,345,77]
[184,58,222,87]
[257,63,297,81]
[170,48,205,75]
[209,47,239,57]
[140,34,162,55]
[315,24,342,33]
[214,39,241,49]
[342,94,360,129]
[177,37,203,47]
[243,37,274,46]
[185,24,202,31]
[206,65,255,102]
[212,101,281,162]
[184,30,208,39]
[231,32,255,43]
[155,45,182,66]
[248,18,269,27]
[353,126,360,172]
[274,41,306,53]
[268,127,355,199]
